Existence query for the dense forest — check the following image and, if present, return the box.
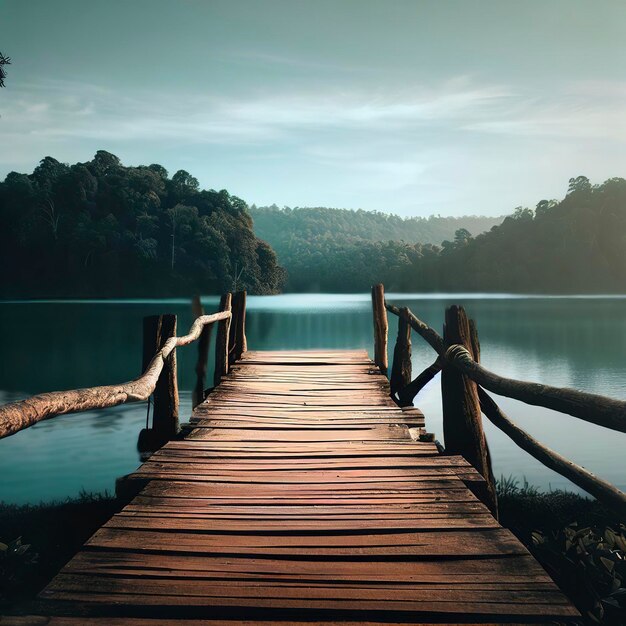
[416,176,626,294]
[250,205,502,291]
[0,152,285,297]
[251,177,625,293]
[1,156,623,297]
[250,205,504,246]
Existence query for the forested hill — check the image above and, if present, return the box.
[0,152,284,297]
[2,159,622,297]
[417,176,626,294]
[251,177,625,293]
[250,205,503,245]
[249,206,503,291]
[250,205,504,291]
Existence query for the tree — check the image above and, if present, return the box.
[40,197,60,240]
[148,164,168,180]
[172,170,199,192]
[0,51,10,88]
[250,176,624,294]
[567,175,591,195]
[231,260,245,291]
[0,153,285,297]
[32,157,69,192]
[89,150,121,177]
[535,199,557,218]
[454,228,473,246]
[512,206,533,221]
[167,204,195,271]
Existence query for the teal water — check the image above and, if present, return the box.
[0,294,624,504]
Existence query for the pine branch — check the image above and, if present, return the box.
[0,51,12,88]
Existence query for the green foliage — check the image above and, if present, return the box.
[533,524,626,624]
[0,536,37,599]
[0,51,10,88]
[251,176,625,294]
[0,491,117,606]
[4,164,622,296]
[497,476,625,624]
[0,153,285,297]
[430,177,626,293]
[497,475,614,536]
[250,205,503,291]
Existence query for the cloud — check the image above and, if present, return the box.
[0,76,513,147]
[225,48,366,74]
[462,81,626,141]
[3,76,623,156]
[1,76,624,214]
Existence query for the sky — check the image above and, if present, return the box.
[0,0,625,216]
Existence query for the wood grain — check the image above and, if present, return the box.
[32,349,578,623]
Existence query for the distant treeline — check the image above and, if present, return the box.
[251,177,626,293]
[0,152,284,297]
[1,155,623,298]
[250,206,504,291]
[250,205,504,246]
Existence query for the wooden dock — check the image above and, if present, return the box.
[12,349,578,625]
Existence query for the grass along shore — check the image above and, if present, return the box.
[496,476,625,624]
[0,479,624,623]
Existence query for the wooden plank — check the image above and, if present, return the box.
[0,615,548,626]
[86,527,531,557]
[31,349,577,624]
[63,550,550,580]
[146,455,469,468]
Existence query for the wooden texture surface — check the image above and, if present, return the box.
[371,284,388,374]
[142,314,179,441]
[24,350,577,624]
[441,307,497,515]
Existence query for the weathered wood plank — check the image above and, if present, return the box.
[31,349,577,624]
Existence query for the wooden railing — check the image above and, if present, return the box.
[0,291,248,446]
[372,283,626,518]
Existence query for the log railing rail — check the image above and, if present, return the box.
[376,283,626,518]
[0,292,248,442]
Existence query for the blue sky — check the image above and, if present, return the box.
[1,0,625,215]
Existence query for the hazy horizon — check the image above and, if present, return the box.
[1,0,625,216]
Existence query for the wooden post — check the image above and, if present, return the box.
[441,306,497,516]
[229,291,247,365]
[142,314,179,443]
[228,295,238,365]
[390,308,412,403]
[371,283,388,375]
[192,296,213,409]
[214,293,232,387]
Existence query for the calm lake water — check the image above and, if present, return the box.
[0,293,624,504]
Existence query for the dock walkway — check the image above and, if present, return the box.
[13,350,577,624]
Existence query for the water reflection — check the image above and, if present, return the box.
[0,295,624,504]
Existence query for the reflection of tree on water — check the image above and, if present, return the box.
[2,297,624,395]
[247,309,372,351]
[392,297,626,397]
[0,302,202,394]
[0,296,624,503]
